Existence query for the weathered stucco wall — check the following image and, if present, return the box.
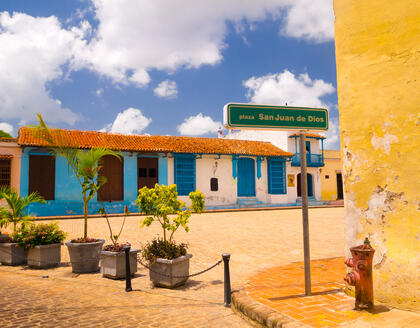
[334,0,420,310]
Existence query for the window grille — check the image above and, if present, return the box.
[268,158,286,194]
[174,155,196,196]
[0,159,11,187]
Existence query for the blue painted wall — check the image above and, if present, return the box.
[123,152,138,202]
[158,156,168,185]
[22,150,171,217]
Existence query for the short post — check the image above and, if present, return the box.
[222,253,231,307]
[124,245,132,292]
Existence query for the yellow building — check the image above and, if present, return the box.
[334,0,420,310]
[320,150,343,202]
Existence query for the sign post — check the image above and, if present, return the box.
[299,132,311,295]
[224,103,328,296]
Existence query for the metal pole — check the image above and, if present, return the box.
[299,132,311,296]
[124,245,132,292]
[222,253,231,307]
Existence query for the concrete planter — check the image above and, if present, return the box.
[149,254,192,288]
[0,242,27,265]
[0,234,11,243]
[27,243,62,269]
[65,239,104,273]
[100,249,139,279]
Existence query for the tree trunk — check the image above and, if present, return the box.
[83,191,88,239]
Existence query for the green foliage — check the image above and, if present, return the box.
[13,223,66,249]
[0,187,46,234]
[31,113,121,238]
[0,130,13,138]
[136,184,205,243]
[141,237,187,262]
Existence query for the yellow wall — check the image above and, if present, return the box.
[321,150,342,201]
[334,0,420,310]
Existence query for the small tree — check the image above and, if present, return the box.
[31,114,120,239]
[136,184,205,243]
[0,187,46,235]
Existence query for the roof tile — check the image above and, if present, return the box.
[18,127,294,157]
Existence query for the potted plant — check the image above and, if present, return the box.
[13,223,66,268]
[100,205,139,279]
[0,187,46,265]
[32,114,120,273]
[136,184,205,288]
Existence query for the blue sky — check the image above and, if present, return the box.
[0,0,339,149]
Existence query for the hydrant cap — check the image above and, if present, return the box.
[364,237,371,246]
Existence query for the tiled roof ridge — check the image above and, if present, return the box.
[0,137,17,142]
[288,132,326,139]
[19,127,277,146]
[18,126,294,157]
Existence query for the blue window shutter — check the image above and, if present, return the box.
[174,154,196,196]
[268,158,286,194]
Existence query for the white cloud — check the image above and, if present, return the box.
[0,12,88,125]
[154,80,178,98]
[281,0,334,43]
[96,88,104,96]
[101,107,151,134]
[0,122,13,135]
[322,117,340,150]
[77,0,333,86]
[177,113,221,136]
[223,130,289,151]
[244,70,335,107]
[234,70,338,150]
[0,2,335,125]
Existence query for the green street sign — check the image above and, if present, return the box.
[223,103,328,131]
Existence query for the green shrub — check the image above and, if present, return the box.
[141,237,187,262]
[136,184,205,243]
[14,223,67,249]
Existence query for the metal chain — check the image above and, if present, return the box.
[137,258,223,279]
[0,247,223,277]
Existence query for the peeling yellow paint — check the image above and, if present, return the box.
[334,0,420,310]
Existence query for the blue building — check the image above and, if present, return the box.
[18,127,301,216]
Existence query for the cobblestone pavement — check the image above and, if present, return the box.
[0,207,346,327]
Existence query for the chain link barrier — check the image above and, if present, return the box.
[0,247,222,277]
[0,245,232,306]
[137,257,223,279]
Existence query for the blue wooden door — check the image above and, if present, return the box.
[237,158,255,197]
[307,173,313,197]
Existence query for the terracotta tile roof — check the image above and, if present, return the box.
[288,132,326,139]
[0,137,17,143]
[18,127,294,157]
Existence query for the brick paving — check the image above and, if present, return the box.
[0,207,349,327]
[242,257,420,328]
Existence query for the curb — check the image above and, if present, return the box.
[231,287,309,328]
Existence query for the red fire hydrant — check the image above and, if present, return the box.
[344,237,375,310]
